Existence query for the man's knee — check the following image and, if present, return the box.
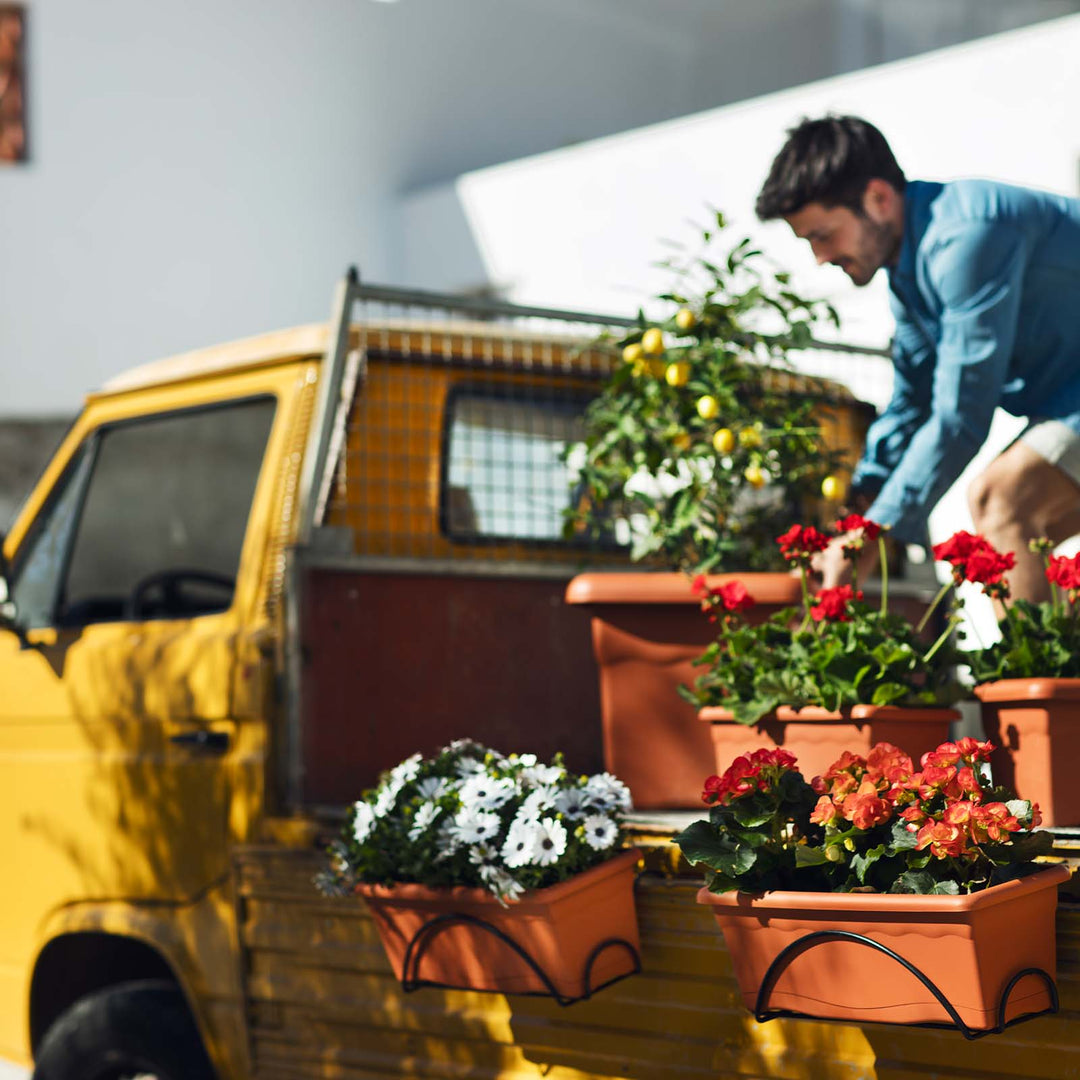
[968,459,1028,534]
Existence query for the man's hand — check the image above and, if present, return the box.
[813,532,880,589]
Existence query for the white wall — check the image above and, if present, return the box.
[409,13,1080,637]
[3,0,1075,417]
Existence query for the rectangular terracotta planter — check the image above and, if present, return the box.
[357,848,640,1001]
[564,572,802,808]
[975,678,1080,827]
[698,863,1070,1030]
[699,703,959,784]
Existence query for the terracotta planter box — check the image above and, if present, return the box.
[975,678,1080,827]
[357,849,640,1001]
[699,703,959,783]
[564,571,801,808]
[698,863,1070,1030]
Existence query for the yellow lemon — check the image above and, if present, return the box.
[738,426,762,449]
[675,307,696,332]
[712,427,735,454]
[743,464,767,488]
[647,358,667,378]
[671,431,691,452]
[696,395,719,420]
[622,341,644,364]
[821,475,845,501]
[665,361,691,387]
[641,327,665,355]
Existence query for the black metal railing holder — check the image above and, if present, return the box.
[399,911,641,1006]
[753,929,1058,1040]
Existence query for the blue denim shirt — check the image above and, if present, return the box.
[852,179,1080,542]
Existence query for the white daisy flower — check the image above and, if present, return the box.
[554,786,590,820]
[585,773,632,811]
[469,842,500,871]
[455,756,487,779]
[581,813,619,851]
[486,868,526,905]
[501,817,542,868]
[513,753,538,768]
[434,820,460,861]
[451,808,503,845]
[415,776,452,802]
[518,786,558,821]
[459,774,516,811]
[521,763,565,787]
[352,801,376,844]
[374,778,404,818]
[390,753,422,785]
[446,738,482,754]
[533,817,568,867]
[408,801,441,840]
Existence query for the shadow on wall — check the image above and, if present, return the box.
[0,418,73,532]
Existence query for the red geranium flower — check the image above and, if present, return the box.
[810,584,862,622]
[715,580,756,613]
[1047,553,1080,591]
[962,547,1015,586]
[835,514,882,541]
[809,795,839,825]
[776,524,830,560]
[932,530,992,565]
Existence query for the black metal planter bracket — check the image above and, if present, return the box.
[752,929,1058,1040]
[399,911,641,1006]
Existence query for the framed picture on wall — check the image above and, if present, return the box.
[0,4,25,163]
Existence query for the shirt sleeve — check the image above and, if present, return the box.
[864,221,1027,542]
[850,300,933,500]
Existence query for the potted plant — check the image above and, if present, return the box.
[958,534,1080,826]
[563,214,868,808]
[318,738,640,1003]
[689,516,966,779]
[675,740,1067,1033]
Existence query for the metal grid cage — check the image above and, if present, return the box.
[318,281,886,575]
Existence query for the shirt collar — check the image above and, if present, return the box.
[890,180,941,289]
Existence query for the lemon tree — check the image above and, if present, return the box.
[566,212,852,573]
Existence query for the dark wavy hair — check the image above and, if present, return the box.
[756,115,906,221]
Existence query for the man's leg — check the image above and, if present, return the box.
[968,424,1080,602]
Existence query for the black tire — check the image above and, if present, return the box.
[32,979,216,1080]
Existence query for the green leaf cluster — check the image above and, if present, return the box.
[686,599,966,725]
[966,598,1080,682]
[565,216,848,573]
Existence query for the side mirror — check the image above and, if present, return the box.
[0,573,15,624]
[0,540,32,649]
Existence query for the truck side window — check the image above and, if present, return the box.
[11,397,275,628]
[442,389,589,543]
[9,441,96,628]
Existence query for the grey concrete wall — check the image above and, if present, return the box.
[0,417,71,533]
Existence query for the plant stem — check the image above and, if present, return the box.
[799,563,813,632]
[923,614,962,666]
[878,534,888,616]
[916,580,953,636]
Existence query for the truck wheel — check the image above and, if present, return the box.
[32,979,215,1080]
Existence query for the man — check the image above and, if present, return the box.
[756,115,1080,601]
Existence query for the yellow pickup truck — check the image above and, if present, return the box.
[3,273,1076,1080]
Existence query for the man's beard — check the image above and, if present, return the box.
[844,217,900,287]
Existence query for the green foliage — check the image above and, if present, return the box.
[565,217,846,573]
[966,597,1080,682]
[685,597,966,726]
[675,742,1051,897]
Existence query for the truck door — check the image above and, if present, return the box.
[0,386,277,1015]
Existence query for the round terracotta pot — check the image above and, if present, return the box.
[697,863,1070,1030]
[356,848,640,1001]
[699,703,959,784]
[564,571,801,809]
[975,678,1080,827]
